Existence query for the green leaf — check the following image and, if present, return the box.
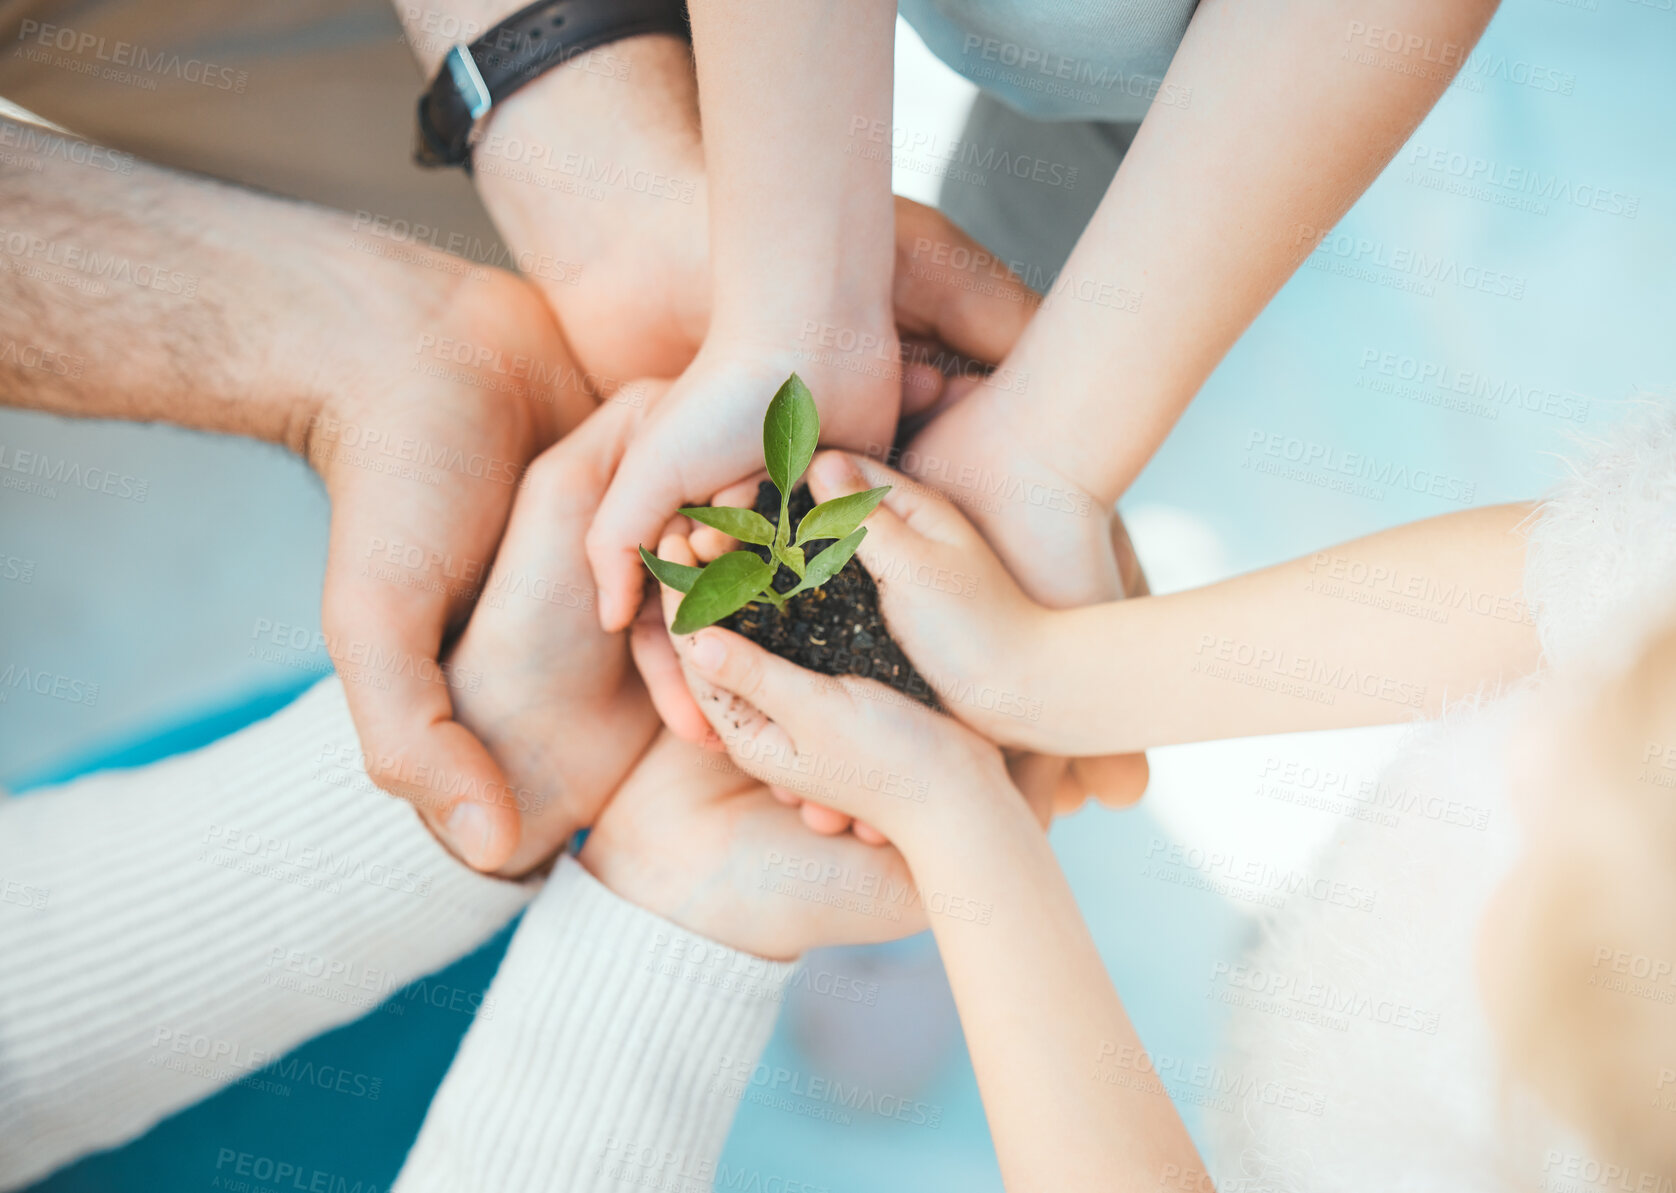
[794,486,891,545]
[787,528,866,597]
[776,543,806,576]
[638,546,703,594]
[679,505,776,546]
[762,373,819,495]
[671,551,775,634]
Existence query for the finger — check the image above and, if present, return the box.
[586,435,685,633]
[1053,767,1089,818]
[654,534,803,768]
[1072,752,1151,809]
[629,596,714,746]
[711,472,768,511]
[688,525,739,562]
[899,370,986,436]
[770,785,802,806]
[801,802,852,836]
[852,820,889,846]
[900,360,945,417]
[1110,513,1151,599]
[655,529,699,627]
[683,626,822,744]
[892,196,1038,365]
[322,571,520,871]
[807,450,976,554]
[1007,751,1065,828]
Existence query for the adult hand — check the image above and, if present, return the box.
[468,38,710,388]
[443,400,662,876]
[470,27,1034,401]
[307,265,594,871]
[580,731,927,960]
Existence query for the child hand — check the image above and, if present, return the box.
[801,451,1072,754]
[654,557,1029,856]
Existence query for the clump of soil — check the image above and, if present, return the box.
[718,482,941,710]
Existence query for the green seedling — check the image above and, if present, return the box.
[639,372,890,635]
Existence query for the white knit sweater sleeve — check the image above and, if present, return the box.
[394,855,798,1193]
[0,678,535,1191]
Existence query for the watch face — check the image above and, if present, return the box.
[445,44,493,123]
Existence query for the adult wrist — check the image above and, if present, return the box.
[467,34,710,379]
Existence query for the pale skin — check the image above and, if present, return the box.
[2,110,1036,870]
[0,115,592,871]
[584,0,909,635]
[568,0,1499,824]
[654,544,1207,1192]
[401,0,1073,820]
[795,450,1542,756]
[578,0,1503,620]
[649,452,1545,1192]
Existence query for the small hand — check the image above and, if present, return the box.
[657,599,1038,860]
[444,400,662,876]
[585,340,907,635]
[617,202,1045,755]
[901,379,1151,811]
[580,731,926,959]
[583,195,1046,637]
[804,452,1065,753]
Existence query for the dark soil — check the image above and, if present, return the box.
[718,482,941,710]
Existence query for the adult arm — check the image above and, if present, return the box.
[0,680,533,1191]
[911,0,1502,579]
[0,115,594,869]
[391,855,796,1193]
[394,728,929,1192]
[391,3,710,383]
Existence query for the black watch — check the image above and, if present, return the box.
[414,0,690,169]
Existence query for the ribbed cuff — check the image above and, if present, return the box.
[395,856,798,1193]
[0,678,534,1190]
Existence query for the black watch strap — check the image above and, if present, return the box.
[415,0,690,169]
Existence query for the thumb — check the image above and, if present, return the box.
[321,581,521,872]
[807,450,977,551]
[586,434,684,633]
[683,627,821,749]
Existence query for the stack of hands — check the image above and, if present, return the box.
[0,0,1533,1182]
[342,198,1153,947]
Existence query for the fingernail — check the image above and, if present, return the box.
[812,451,862,490]
[690,633,727,672]
[445,803,493,869]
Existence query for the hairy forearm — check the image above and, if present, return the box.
[1032,503,1539,754]
[909,798,1204,1192]
[0,119,425,451]
[688,0,896,337]
[994,0,1500,505]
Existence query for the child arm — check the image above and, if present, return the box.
[805,452,1540,756]
[671,626,1208,1193]
[1045,502,1541,754]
